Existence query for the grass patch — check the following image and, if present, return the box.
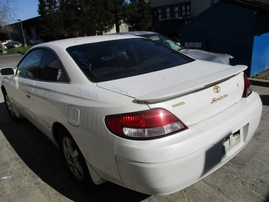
[0,46,33,56]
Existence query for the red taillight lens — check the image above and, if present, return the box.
[242,74,252,98]
[105,108,188,140]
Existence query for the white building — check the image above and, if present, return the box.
[151,0,269,21]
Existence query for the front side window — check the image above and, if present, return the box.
[67,38,193,82]
[17,49,44,79]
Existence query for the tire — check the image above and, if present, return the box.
[58,128,94,189]
[4,93,19,121]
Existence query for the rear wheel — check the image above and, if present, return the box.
[58,128,94,189]
[4,93,19,121]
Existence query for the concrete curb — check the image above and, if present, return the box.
[0,53,24,57]
[249,78,269,87]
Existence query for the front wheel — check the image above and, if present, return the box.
[4,93,20,121]
[58,128,94,189]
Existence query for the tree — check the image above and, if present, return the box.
[37,0,152,39]
[105,0,127,33]
[0,0,17,53]
[126,0,152,31]
[38,0,65,40]
[59,0,81,37]
[38,0,116,38]
[95,0,115,33]
[67,0,114,36]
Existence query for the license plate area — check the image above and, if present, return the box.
[222,130,240,154]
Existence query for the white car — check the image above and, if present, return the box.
[1,44,7,50]
[0,35,262,195]
[118,31,232,64]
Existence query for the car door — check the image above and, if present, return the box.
[7,49,44,121]
[31,49,70,140]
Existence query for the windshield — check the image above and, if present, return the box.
[66,38,193,82]
[142,34,184,52]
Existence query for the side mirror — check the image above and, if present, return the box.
[0,67,14,75]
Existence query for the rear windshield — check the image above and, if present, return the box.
[66,38,193,82]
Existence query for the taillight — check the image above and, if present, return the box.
[242,74,252,97]
[105,108,188,140]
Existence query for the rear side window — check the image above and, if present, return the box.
[67,38,193,82]
[38,50,69,82]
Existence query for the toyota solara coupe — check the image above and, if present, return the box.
[0,35,262,195]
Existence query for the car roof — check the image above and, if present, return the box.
[34,34,142,49]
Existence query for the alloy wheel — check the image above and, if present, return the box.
[62,136,84,180]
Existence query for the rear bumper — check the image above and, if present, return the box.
[114,92,262,195]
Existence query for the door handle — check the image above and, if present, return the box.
[26,94,31,98]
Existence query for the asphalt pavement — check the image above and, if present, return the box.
[0,55,269,202]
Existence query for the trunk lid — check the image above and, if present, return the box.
[97,60,247,125]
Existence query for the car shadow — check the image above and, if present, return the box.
[266,194,269,202]
[16,51,26,55]
[260,95,269,106]
[0,103,149,202]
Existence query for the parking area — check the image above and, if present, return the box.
[0,55,269,202]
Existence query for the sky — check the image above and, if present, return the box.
[12,0,131,23]
[13,0,39,22]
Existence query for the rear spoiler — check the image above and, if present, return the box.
[135,65,247,103]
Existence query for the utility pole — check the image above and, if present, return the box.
[17,19,27,47]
